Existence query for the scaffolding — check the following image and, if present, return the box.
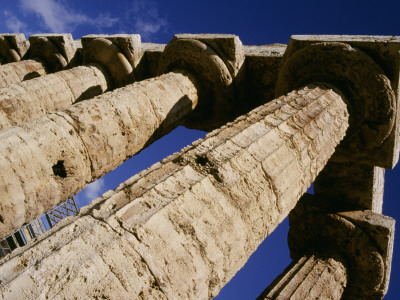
[0,196,79,258]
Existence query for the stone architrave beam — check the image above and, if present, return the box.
[0,85,348,299]
[0,34,77,88]
[0,35,142,130]
[314,161,385,212]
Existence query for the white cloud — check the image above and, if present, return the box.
[3,10,27,33]
[19,0,117,33]
[84,178,106,200]
[123,0,168,41]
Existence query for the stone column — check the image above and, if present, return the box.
[257,255,347,300]
[0,65,108,129]
[264,35,399,300]
[0,84,349,299]
[0,34,245,237]
[0,35,141,130]
[0,60,47,88]
[0,71,198,237]
[0,34,77,88]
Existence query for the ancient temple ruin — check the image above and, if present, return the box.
[0,33,397,299]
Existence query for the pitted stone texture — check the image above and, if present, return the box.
[314,161,385,212]
[0,34,29,64]
[288,194,395,299]
[0,85,348,298]
[257,255,347,300]
[0,64,109,129]
[0,60,46,88]
[0,71,198,236]
[277,41,396,168]
[0,216,167,300]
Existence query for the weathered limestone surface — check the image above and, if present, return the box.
[81,34,143,87]
[257,255,347,300]
[0,65,109,129]
[0,35,146,129]
[0,71,198,236]
[0,85,349,299]
[0,60,46,88]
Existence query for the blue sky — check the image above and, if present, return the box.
[1,0,400,298]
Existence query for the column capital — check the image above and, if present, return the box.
[28,34,77,72]
[288,194,395,299]
[0,34,29,63]
[276,35,400,168]
[82,34,143,87]
[158,34,245,130]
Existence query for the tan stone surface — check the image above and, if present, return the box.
[0,71,198,236]
[0,65,109,129]
[0,60,46,88]
[0,85,348,298]
[257,255,347,300]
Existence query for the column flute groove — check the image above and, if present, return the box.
[0,84,348,299]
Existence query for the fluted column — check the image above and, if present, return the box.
[0,85,348,298]
[0,65,109,129]
[0,60,46,88]
[257,255,347,300]
[0,34,244,237]
[0,34,77,88]
[0,35,142,130]
[0,71,198,236]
